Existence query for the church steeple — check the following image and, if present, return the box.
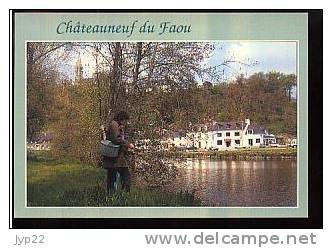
[75,56,83,82]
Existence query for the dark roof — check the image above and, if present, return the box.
[248,124,267,135]
[165,130,187,139]
[211,122,244,131]
[212,122,267,134]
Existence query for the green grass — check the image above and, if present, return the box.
[27,151,200,207]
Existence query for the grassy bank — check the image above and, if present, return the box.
[167,148,297,160]
[27,151,200,207]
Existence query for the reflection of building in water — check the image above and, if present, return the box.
[171,159,297,206]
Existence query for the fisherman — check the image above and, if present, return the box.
[102,111,134,193]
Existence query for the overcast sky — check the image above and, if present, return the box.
[63,41,297,82]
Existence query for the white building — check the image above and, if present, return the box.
[27,132,53,151]
[161,131,189,150]
[209,119,276,150]
[165,119,277,150]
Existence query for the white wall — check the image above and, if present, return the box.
[242,133,264,147]
[166,129,274,150]
[211,130,243,149]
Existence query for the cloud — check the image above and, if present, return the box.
[207,41,297,80]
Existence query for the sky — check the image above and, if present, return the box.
[64,41,297,82]
[205,41,297,81]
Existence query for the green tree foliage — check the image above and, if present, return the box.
[50,80,101,164]
[212,72,297,135]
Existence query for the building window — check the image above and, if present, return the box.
[235,132,240,136]
[247,130,253,134]
[217,132,222,137]
[256,138,261,143]
[226,132,230,137]
[235,140,240,145]
[217,140,222,146]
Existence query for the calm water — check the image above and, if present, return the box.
[169,159,297,207]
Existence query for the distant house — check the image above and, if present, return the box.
[160,130,188,150]
[27,132,53,151]
[209,119,276,150]
[165,119,277,151]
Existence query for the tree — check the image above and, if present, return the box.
[26,42,71,140]
[281,74,297,102]
[28,41,297,186]
[46,42,218,187]
[212,72,297,135]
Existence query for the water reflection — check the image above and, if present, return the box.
[170,159,297,207]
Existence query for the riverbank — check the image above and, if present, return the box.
[166,148,297,160]
[27,151,200,207]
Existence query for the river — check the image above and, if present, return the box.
[169,159,297,207]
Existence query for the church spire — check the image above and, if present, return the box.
[75,55,83,82]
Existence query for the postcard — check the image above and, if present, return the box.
[10,10,322,228]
